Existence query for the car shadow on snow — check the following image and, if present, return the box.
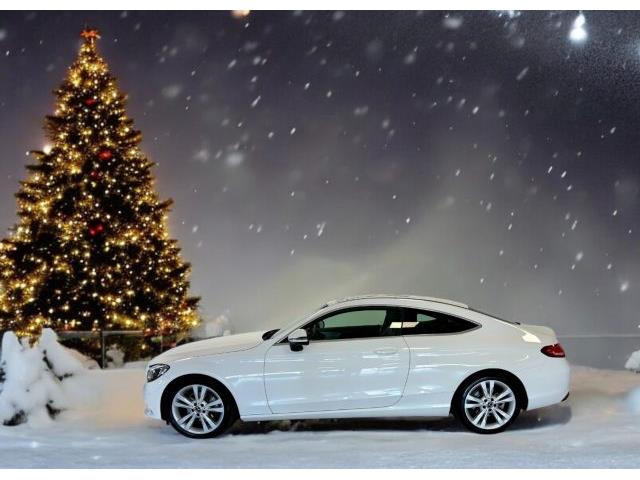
[228,404,572,436]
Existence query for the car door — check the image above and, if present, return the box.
[400,308,483,407]
[264,306,410,414]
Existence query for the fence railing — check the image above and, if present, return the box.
[56,330,152,368]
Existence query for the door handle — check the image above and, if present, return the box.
[374,347,398,355]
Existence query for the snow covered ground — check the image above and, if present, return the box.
[0,365,639,468]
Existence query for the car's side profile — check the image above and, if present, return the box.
[144,295,570,438]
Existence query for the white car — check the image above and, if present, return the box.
[144,295,570,438]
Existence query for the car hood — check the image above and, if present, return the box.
[152,331,264,363]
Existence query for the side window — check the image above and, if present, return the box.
[402,309,478,335]
[305,307,403,341]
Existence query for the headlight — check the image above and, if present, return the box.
[147,363,170,382]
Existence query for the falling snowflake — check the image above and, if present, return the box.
[442,16,463,30]
[404,50,417,65]
[516,66,529,81]
[353,105,369,116]
[193,148,210,163]
[161,84,183,99]
[225,152,244,168]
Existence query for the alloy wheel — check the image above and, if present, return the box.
[463,379,517,431]
[171,384,225,435]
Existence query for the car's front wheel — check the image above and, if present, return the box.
[167,379,237,438]
[454,376,521,434]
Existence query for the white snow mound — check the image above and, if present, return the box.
[625,349,640,372]
[627,387,640,415]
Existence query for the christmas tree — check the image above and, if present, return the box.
[0,29,199,337]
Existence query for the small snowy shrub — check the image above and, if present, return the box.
[0,328,85,426]
[625,350,640,373]
[106,345,125,369]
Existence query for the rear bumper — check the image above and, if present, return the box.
[521,357,571,410]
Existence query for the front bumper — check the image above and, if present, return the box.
[143,376,168,420]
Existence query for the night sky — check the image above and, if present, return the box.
[0,11,639,338]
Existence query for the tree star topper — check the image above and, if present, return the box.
[80,28,101,43]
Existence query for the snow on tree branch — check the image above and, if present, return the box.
[0,328,85,426]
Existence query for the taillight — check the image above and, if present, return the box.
[541,343,566,358]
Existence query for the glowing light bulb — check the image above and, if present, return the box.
[231,10,250,19]
[569,13,588,43]
[43,144,52,154]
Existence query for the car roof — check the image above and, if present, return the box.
[320,294,469,310]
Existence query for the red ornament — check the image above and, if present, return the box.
[98,149,112,161]
[89,170,101,179]
[88,223,105,237]
[85,97,97,106]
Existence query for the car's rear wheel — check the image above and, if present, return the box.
[455,377,520,434]
[167,380,237,438]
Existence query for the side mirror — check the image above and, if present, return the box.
[287,328,309,352]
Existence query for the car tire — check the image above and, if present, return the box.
[454,375,521,434]
[166,377,238,439]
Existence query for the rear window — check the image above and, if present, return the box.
[402,309,479,335]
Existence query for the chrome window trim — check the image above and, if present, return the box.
[276,304,482,345]
[275,335,404,345]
